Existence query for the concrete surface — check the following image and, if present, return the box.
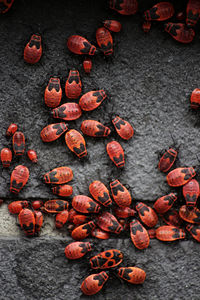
[0,0,200,299]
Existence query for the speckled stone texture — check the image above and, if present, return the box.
[0,0,200,299]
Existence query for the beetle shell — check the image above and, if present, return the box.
[90,249,123,269]
[32,200,43,210]
[158,148,177,173]
[81,120,111,137]
[186,224,200,242]
[34,211,43,233]
[18,208,35,236]
[97,211,123,234]
[72,195,101,214]
[136,202,158,227]
[110,0,138,15]
[103,20,122,32]
[83,58,92,74]
[67,35,97,55]
[154,193,177,214]
[110,180,131,207]
[52,103,82,121]
[65,70,82,99]
[161,209,183,227]
[142,21,151,33]
[96,27,113,56]
[12,131,25,156]
[1,148,12,167]
[8,200,29,214]
[79,90,107,111]
[55,210,69,228]
[40,123,68,142]
[114,207,136,219]
[112,116,134,140]
[24,34,42,64]
[44,78,62,108]
[52,185,73,197]
[44,200,68,213]
[73,214,91,225]
[164,23,195,44]
[191,88,200,109]
[89,181,112,207]
[167,167,196,187]
[65,130,87,158]
[130,219,150,249]
[117,267,146,284]
[0,0,14,13]
[81,271,109,296]
[6,123,17,137]
[91,228,110,240]
[144,2,174,21]
[43,166,73,184]
[106,141,125,168]
[65,242,93,260]
[186,0,200,27]
[179,205,200,224]
[182,179,199,207]
[71,220,96,240]
[156,226,185,241]
[27,149,38,163]
[10,165,29,194]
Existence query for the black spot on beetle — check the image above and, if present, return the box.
[149,7,160,20]
[48,83,60,92]
[113,154,124,165]
[93,273,105,286]
[95,125,106,136]
[121,268,132,281]
[188,10,199,21]
[48,171,59,183]
[11,180,23,191]
[138,205,149,216]
[98,192,110,204]
[29,40,41,49]
[172,228,181,239]
[93,91,104,103]
[73,143,86,155]
[169,24,181,37]
[111,184,124,196]
[105,251,112,258]
[56,106,66,118]
[52,124,65,135]
[130,223,144,235]
[80,42,91,54]
[114,119,125,130]
[68,75,79,84]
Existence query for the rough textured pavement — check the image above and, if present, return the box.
[0,0,200,299]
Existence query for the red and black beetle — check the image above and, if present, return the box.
[24,34,42,64]
[164,23,195,44]
[67,35,97,55]
[65,70,82,99]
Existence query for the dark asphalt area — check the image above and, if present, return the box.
[0,0,200,299]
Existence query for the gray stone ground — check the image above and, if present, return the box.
[0,0,200,299]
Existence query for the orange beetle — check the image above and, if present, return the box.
[136,202,158,228]
[67,35,97,55]
[65,241,93,260]
[18,208,35,236]
[161,209,183,227]
[154,193,177,214]
[65,129,87,158]
[81,120,111,137]
[8,200,29,214]
[117,267,146,284]
[27,149,38,163]
[24,34,42,64]
[89,180,112,207]
[1,148,12,167]
[190,88,200,109]
[6,123,17,137]
[79,90,107,111]
[158,148,178,173]
[0,0,14,13]
[10,165,29,194]
[32,200,43,210]
[107,141,125,168]
[81,271,109,296]
[71,220,96,240]
[43,166,73,184]
[12,131,25,156]
[72,195,101,214]
[44,200,68,213]
[186,0,200,27]
[186,224,200,242]
[114,207,136,219]
[103,20,122,32]
[130,219,150,249]
[164,23,195,44]
[40,123,68,142]
[44,77,62,108]
[91,228,110,240]
[96,27,113,56]
[34,211,43,233]
[55,210,69,228]
[97,211,123,234]
[182,179,199,207]
[83,58,92,74]
[179,205,200,224]
[51,103,82,121]
[65,70,82,99]
[112,116,134,140]
[110,0,138,15]
[73,214,91,225]
[144,2,174,21]
[156,226,185,241]
[52,185,73,197]
[110,180,131,207]
[90,249,123,269]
